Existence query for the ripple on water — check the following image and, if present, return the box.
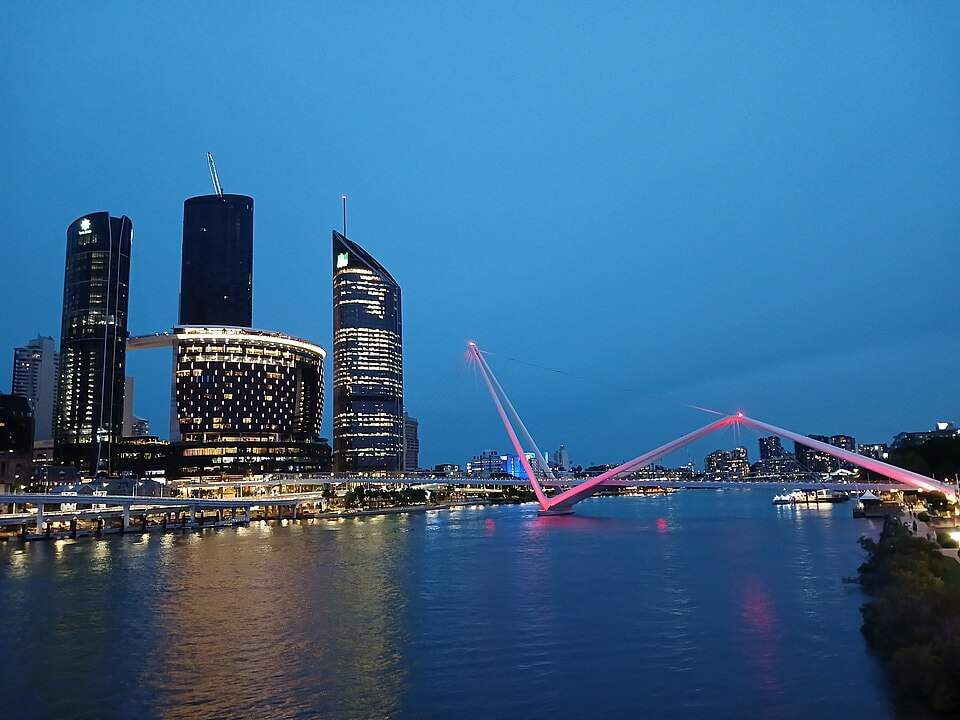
[0,494,895,719]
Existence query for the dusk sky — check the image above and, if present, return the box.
[2,3,959,469]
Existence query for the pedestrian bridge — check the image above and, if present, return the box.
[467,342,957,515]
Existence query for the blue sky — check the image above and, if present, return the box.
[2,2,959,469]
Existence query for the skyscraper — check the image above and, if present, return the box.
[179,194,254,327]
[55,213,132,474]
[403,411,419,472]
[332,230,403,473]
[11,335,58,442]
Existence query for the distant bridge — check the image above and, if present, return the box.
[467,342,957,515]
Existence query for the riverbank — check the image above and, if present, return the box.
[857,518,960,717]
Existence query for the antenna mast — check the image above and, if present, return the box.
[207,152,224,197]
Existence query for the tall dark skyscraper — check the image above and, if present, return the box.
[332,230,403,473]
[179,194,253,327]
[55,213,132,474]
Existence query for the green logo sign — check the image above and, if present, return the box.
[336,252,349,269]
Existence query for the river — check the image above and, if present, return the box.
[0,489,894,719]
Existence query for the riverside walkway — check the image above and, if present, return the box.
[0,492,327,536]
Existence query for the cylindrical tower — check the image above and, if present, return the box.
[55,212,132,474]
[180,194,254,327]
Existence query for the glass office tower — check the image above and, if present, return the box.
[55,213,132,474]
[180,194,253,327]
[332,230,403,473]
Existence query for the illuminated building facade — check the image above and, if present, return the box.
[180,194,254,327]
[125,326,330,481]
[704,447,750,479]
[174,325,323,443]
[858,443,888,461]
[55,213,132,474]
[332,231,403,473]
[466,450,502,478]
[794,434,857,474]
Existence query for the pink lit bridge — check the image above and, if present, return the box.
[467,342,956,515]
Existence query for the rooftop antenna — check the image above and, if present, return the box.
[342,194,347,236]
[207,152,224,197]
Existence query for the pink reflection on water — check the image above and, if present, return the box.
[656,517,668,533]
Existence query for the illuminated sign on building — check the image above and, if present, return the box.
[336,252,349,269]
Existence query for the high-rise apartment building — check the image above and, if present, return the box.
[552,444,570,471]
[403,411,419,472]
[704,447,750,479]
[55,213,132,474]
[794,434,858,474]
[758,436,784,460]
[179,194,254,327]
[11,335,58,442]
[332,230,403,473]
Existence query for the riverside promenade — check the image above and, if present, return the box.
[903,509,960,563]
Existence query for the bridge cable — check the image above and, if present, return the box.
[476,347,725,417]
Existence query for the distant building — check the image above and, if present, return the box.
[501,452,546,479]
[403,411,419,472]
[758,436,784,460]
[829,435,857,453]
[794,434,857,474]
[179,194,254,327]
[0,394,33,492]
[467,450,502,478]
[332,230,403,473]
[433,463,460,476]
[552,444,570,471]
[704,447,750,479]
[891,423,960,449]
[11,335,58,443]
[55,213,132,475]
[858,443,888,461]
[32,439,55,470]
[122,376,138,437]
[750,455,802,480]
[132,417,150,437]
[794,435,835,474]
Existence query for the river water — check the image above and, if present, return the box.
[0,490,894,719]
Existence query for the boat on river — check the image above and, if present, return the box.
[773,488,850,505]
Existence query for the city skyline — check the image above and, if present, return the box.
[2,4,959,468]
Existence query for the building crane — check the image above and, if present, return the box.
[207,152,224,197]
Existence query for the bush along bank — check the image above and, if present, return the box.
[857,519,960,717]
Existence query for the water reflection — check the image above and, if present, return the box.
[0,494,894,720]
